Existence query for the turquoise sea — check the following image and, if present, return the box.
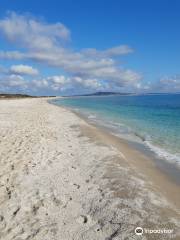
[51,94,180,167]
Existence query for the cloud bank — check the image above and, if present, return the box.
[0,12,143,94]
[0,12,179,94]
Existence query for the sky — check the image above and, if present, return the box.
[0,0,179,95]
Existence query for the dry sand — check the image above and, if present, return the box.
[0,98,179,240]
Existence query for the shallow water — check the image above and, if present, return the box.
[52,94,180,167]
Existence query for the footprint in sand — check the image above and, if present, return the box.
[0,215,6,230]
[73,183,80,189]
[76,215,89,224]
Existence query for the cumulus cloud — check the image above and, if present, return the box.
[0,73,65,93]
[0,73,107,94]
[153,75,180,92]
[6,74,26,87]
[0,12,142,94]
[10,64,39,75]
[0,74,27,92]
[31,75,103,92]
[132,75,180,93]
[0,12,70,50]
[0,50,25,60]
[82,45,133,58]
[45,75,68,90]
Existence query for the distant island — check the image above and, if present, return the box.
[63,91,180,97]
[63,91,132,97]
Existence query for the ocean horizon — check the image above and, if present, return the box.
[52,93,180,167]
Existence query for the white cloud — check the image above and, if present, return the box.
[0,74,27,91]
[7,74,26,87]
[10,64,39,75]
[43,75,101,92]
[105,45,133,56]
[0,12,142,94]
[0,12,70,50]
[132,75,180,93]
[69,74,180,93]
[82,45,133,57]
[47,75,67,84]
[46,75,69,90]
[31,79,49,88]
[0,73,68,92]
[0,51,25,60]
[154,75,180,92]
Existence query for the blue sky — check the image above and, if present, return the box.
[0,0,179,95]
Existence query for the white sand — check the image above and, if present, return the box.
[0,98,179,240]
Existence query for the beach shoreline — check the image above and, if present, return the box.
[51,94,180,170]
[0,98,179,239]
[77,115,180,208]
[50,98,180,186]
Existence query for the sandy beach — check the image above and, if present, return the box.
[0,98,179,240]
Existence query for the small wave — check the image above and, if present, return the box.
[123,130,180,167]
[88,114,97,119]
[145,140,180,167]
[71,107,180,168]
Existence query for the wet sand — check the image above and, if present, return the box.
[0,98,179,240]
[80,123,180,210]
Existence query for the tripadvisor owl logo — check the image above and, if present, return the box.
[135,227,143,235]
